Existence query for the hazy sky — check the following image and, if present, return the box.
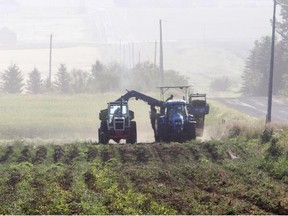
[0,0,275,44]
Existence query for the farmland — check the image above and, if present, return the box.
[0,94,288,214]
[0,93,250,142]
[0,130,288,214]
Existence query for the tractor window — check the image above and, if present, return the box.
[109,104,128,116]
[167,105,187,118]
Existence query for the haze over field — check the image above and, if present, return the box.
[0,0,275,92]
[0,0,273,43]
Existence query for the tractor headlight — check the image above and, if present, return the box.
[175,121,182,125]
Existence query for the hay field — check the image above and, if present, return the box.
[0,93,157,142]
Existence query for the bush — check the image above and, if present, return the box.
[210,76,232,91]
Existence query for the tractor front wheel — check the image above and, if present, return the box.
[99,121,109,144]
[159,124,169,143]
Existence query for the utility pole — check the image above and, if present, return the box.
[120,39,122,65]
[138,51,141,65]
[159,19,164,98]
[132,43,134,68]
[266,0,277,124]
[49,34,52,90]
[154,40,157,67]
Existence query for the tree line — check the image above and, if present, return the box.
[242,1,288,96]
[0,61,188,94]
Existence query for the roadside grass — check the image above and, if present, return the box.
[204,100,264,140]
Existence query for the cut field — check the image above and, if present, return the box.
[0,94,255,143]
[0,93,162,142]
[0,94,112,141]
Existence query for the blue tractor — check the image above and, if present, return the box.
[156,99,196,142]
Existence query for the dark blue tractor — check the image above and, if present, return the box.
[156,100,196,142]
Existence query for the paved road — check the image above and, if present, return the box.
[214,97,288,123]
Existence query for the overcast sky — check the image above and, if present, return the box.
[0,0,275,45]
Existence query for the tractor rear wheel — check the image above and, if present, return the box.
[187,123,196,140]
[127,121,137,144]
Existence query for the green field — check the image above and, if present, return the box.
[0,94,112,141]
[0,93,163,142]
[0,93,256,143]
[0,128,288,214]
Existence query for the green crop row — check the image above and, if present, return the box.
[0,127,288,215]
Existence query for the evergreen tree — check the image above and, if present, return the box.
[273,41,288,93]
[277,0,288,48]
[26,68,42,94]
[54,64,71,94]
[276,2,288,95]
[1,64,24,93]
[70,69,89,93]
[42,76,53,93]
[241,37,271,96]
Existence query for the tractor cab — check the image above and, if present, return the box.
[165,100,188,120]
[107,101,132,131]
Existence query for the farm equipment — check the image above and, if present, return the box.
[98,89,209,144]
[98,100,137,144]
[188,93,209,137]
[156,99,196,142]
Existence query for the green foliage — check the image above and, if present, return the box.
[1,64,24,93]
[26,68,42,94]
[54,64,71,94]
[1,128,288,214]
[242,2,288,96]
[277,0,288,47]
[261,127,273,143]
[241,37,271,96]
[70,69,89,93]
[210,76,232,91]
[127,62,188,91]
[260,128,288,184]
[0,59,190,94]
[88,60,123,93]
